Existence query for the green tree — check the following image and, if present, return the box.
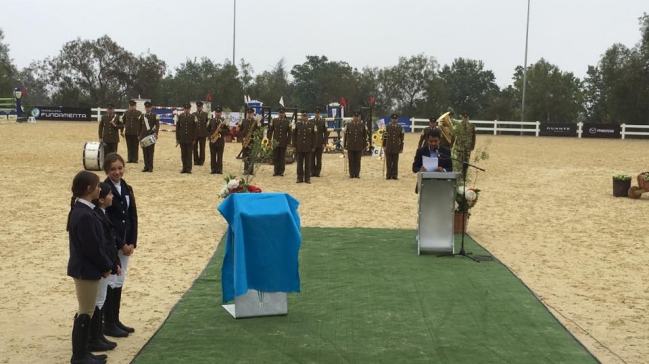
[482,86,518,121]
[381,54,437,117]
[291,55,355,110]
[439,58,499,118]
[513,58,583,123]
[249,58,294,109]
[0,29,18,96]
[17,61,51,107]
[127,52,166,102]
[583,13,649,125]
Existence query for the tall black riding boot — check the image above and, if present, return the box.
[114,287,135,333]
[70,314,105,364]
[103,286,129,338]
[88,306,115,351]
[97,306,117,347]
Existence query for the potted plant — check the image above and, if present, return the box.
[454,186,480,233]
[613,174,632,197]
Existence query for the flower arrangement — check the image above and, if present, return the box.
[218,174,262,198]
[455,185,480,217]
[613,174,632,180]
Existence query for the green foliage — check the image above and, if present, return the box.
[583,14,649,124]
[0,29,18,96]
[513,58,584,123]
[4,12,649,124]
[613,174,631,180]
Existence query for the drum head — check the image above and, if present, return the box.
[83,142,104,171]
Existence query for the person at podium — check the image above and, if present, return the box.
[412,129,453,173]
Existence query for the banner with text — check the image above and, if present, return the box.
[581,123,620,138]
[539,123,577,137]
[31,106,93,121]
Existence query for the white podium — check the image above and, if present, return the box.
[416,172,458,255]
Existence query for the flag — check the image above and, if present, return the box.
[340,97,347,108]
[369,95,375,105]
[206,93,212,102]
[279,96,285,107]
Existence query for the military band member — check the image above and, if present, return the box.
[267,107,292,177]
[418,117,439,148]
[192,101,209,166]
[343,111,368,178]
[293,110,317,183]
[207,106,230,174]
[311,107,327,177]
[456,111,476,176]
[139,101,159,172]
[382,113,405,180]
[238,108,259,175]
[122,100,143,163]
[176,104,198,173]
[99,104,124,155]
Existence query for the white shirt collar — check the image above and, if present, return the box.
[77,198,95,209]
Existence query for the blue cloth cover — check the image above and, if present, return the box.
[218,193,301,303]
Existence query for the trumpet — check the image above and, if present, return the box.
[209,119,224,143]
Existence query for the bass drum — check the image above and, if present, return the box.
[83,142,104,171]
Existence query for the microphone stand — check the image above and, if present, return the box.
[439,150,492,262]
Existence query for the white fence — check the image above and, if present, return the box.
[89,108,649,139]
[621,124,649,139]
[409,118,649,139]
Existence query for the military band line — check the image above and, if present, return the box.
[98,100,477,181]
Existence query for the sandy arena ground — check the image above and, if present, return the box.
[0,120,646,364]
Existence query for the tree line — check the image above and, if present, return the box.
[0,13,647,124]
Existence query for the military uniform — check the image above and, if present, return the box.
[292,112,317,183]
[382,115,405,180]
[98,105,123,155]
[238,110,259,175]
[456,115,476,175]
[139,102,159,172]
[419,119,439,148]
[122,101,143,163]
[192,102,209,165]
[267,108,292,176]
[176,106,198,173]
[311,110,328,177]
[207,108,230,174]
[343,112,368,178]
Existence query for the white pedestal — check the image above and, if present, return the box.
[417,172,458,255]
[222,289,287,318]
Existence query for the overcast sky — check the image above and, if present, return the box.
[1,0,647,87]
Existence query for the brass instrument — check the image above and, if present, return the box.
[241,118,255,148]
[209,119,224,143]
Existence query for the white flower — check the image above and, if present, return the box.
[219,186,229,197]
[227,179,240,189]
[457,186,467,195]
[465,190,476,201]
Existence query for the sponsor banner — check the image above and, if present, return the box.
[31,106,93,121]
[539,123,577,137]
[581,123,620,138]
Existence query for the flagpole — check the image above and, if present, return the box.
[232,0,237,65]
[521,0,530,130]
